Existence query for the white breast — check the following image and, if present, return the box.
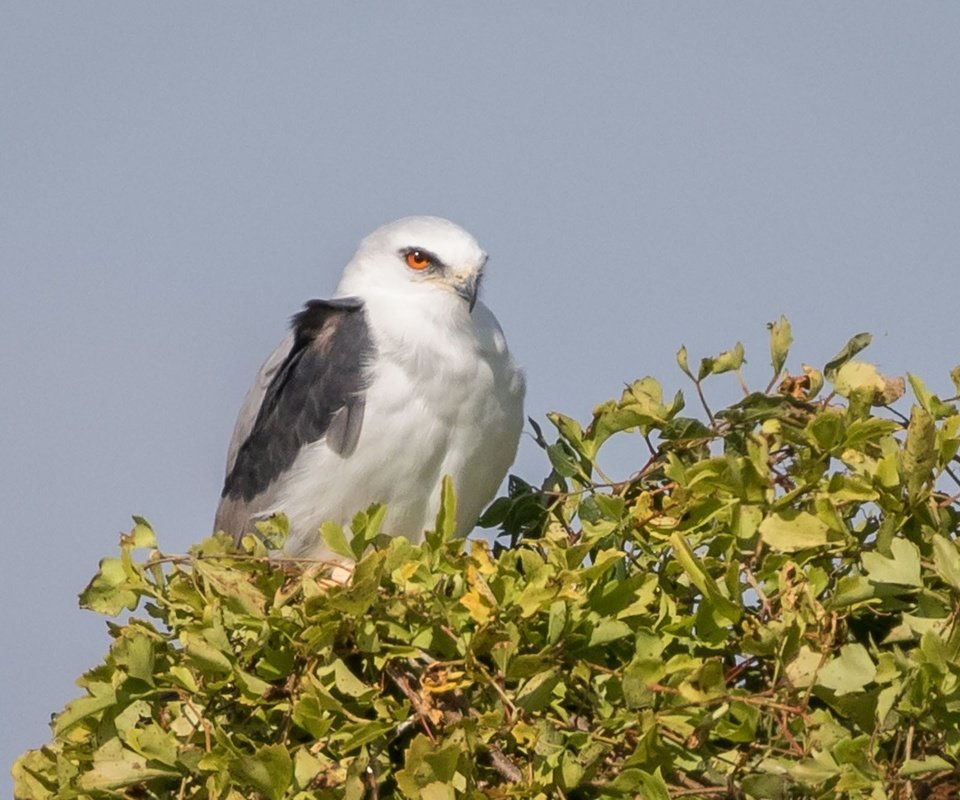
[277,294,524,559]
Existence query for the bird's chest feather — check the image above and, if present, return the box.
[363,300,510,434]
[276,298,522,549]
[364,334,498,453]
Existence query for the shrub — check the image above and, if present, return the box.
[13,320,960,799]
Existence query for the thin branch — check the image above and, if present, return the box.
[671,784,730,797]
[764,370,782,395]
[385,666,436,743]
[693,378,717,427]
[742,566,774,621]
[734,368,751,397]
[886,406,910,424]
[643,432,658,456]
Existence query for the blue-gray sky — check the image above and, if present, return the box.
[3,4,959,790]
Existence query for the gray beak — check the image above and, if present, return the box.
[453,271,482,312]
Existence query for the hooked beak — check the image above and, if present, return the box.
[452,271,482,312]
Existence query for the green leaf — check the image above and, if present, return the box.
[758,510,830,553]
[768,315,792,376]
[742,773,790,799]
[548,411,584,447]
[677,344,693,379]
[908,372,956,418]
[817,643,876,695]
[128,516,157,549]
[785,646,822,689]
[53,686,117,735]
[431,474,458,543]
[631,768,671,800]
[348,503,388,558]
[807,412,843,451]
[122,724,179,767]
[180,631,233,673]
[932,535,960,591]
[336,720,393,753]
[196,561,267,617]
[253,512,289,549]
[331,659,372,698]
[669,532,741,622]
[660,416,712,441]
[421,783,456,800]
[229,744,293,800]
[832,360,904,405]
[547,600,566,644]
[79,557,141,615]
[320,520,354,560]
[77,739,178,791]
[706,341,745,376]
[292,694,333,739]
[515,668,561,712]
[823,332,872,380]
[547,442,581,478]
[899,756,954,776]
[588,619,633,646]
[901,404,937,496]
[122,631,156,684]
[862,538,922,587]
[587,377,677,445]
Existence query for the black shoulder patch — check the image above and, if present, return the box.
[221,297,374,503]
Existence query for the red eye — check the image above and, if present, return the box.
[405,250,431,270]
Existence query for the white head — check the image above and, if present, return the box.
[335,216,488,312]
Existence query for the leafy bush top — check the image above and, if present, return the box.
[13,320,960,799]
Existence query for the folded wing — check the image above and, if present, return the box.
[215,297,373,539]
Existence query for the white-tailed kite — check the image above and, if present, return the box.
[215,216,525,560]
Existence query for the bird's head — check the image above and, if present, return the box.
[336,216,488,312]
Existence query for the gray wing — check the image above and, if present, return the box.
[214,297,373,539]
[223,330,295,480]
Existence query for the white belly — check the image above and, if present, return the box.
[276,307,524,559]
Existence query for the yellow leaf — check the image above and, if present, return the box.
[459,589,493,624]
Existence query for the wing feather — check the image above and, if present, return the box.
[215,297,373,538]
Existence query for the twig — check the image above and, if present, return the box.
[475,662,518,720]
[672,785,730,797]
[183,696,213,752]
[903,724,916,800]
[365,764,379,799]
[777,709,805,756]
[764,370,782,395]
[742,566,774,621]
[734,368,750,397]
[643,432,657,456]
[723,657,757,685]
[934,489,960,508]
[385,666,436,743]
[692,378,717,427]
[646,682,807,716]
[883,404,910,424]
[143,552,351,569]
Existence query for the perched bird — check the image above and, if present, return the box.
[215,216,525,560]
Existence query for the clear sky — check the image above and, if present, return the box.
[3,4,959,791]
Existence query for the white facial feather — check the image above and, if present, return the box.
[335,216,488,306]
